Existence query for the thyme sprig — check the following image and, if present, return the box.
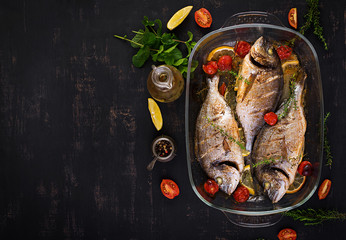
[299,0,328,50]
[252,158,278,168]
[283,208,346,225]
[205,117,246,150]
[278,73,298,120]
[323,112,333,167]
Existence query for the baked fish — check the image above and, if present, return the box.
[195,75,244,195]
[252,69,307,203]
[236,36,283,157]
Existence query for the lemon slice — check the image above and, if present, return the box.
[167,6,193,30]
[240,165,255,195]
[287,172,306,194]
[207,46,235,62]
[282,59,299,70]
[148,98,163,131]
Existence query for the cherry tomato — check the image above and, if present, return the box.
[264,112,278,126]
[160,179,180,199]
[202,61,218,75]
[194,8,212,28]
[217,55,232,71]
[277,228,297,240]
[233,185,249,203]
[297,161,313,176]
[318,179,331,200]
[235,41,251,58]
[288,8,298,29]
[276,45,292,60]
[204,179,219,196]
[219,82,227,96]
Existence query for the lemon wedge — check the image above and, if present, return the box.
[287,172,306,194]
[240,165,255,195]
[167,6,193,30]
[148,98,163,131]
[207,46,235,62]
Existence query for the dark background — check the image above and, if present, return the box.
[0,0,345,239]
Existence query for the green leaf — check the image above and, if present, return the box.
[131,29,145,48]
[142,31,157,47]
[173,58,185,66]
[155,19,162,36]
[161,33,175,46]
[151,45,164,62]
[142,16,155,27]
[164,44,178,53]
[164,55,175,66]
[169,48,183,60]
[132,46,150,67]
[190,60,198,72]
[187,31,193,42]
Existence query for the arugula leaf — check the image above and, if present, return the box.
[132,46,150,67]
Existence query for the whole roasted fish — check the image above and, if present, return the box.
[252,69,307,203]
[195,75,244,195]
[236,36,283,157]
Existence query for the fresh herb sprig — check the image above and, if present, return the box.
[299,0,328,50]
[252,158,278,168]
[283,208,346,225]
[205,117,246,150]
[277,73,298,120]
[114,16,198,77]
[323,112,333,167]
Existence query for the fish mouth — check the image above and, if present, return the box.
[261,167,290,203]
[214,160,240,172]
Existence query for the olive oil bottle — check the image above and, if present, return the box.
[147,65,184,103]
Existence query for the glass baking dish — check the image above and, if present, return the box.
[185,12,323,227]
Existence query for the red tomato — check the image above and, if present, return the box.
[235,41,251,58]
[233,185,249,203]
[277,228,297,240]
[318,179,331,200]
[217,55,232,71]
[204,179,219,196]
[219,82,226,96]
[202,61,218,75]
[160,179,180,199]
[297,161,313,176]
[195,8,212,28]
[276,45,292,60]
[264,112,278,125]
[288,8,297,29]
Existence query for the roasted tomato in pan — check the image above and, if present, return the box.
[204,179,219,196]
[297,160,313,176]
[276,45,292,60]
[160,179,180,199]
[264,112,278,126]
[233,185,249,203]
[202,61,218,75]
[277,228,297,240]
[219,82,227,96]
[217,55,233,71]
[318,179,331,200]
[195,8,212,28]
[235,40,251,58]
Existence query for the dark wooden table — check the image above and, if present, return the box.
[1,0,345,239]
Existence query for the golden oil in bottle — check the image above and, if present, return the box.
[147,65,184,103]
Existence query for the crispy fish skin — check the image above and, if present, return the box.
[252,70,307,203]
[195,75,244,195]
[236,36,283,155]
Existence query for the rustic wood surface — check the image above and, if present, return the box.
[0,0,345,239]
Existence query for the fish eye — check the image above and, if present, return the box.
[268,47,273,55]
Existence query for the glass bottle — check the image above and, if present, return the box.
[147,65,184,103]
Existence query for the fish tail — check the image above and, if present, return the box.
[207,74,220,91]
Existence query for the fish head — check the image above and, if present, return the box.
[208,164,240,195]
[260,168,289,203]
[250,36,279,68]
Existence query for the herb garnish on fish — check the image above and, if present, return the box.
[205,117,247,151]
[278,73,298,120]
[283,208,346,225]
